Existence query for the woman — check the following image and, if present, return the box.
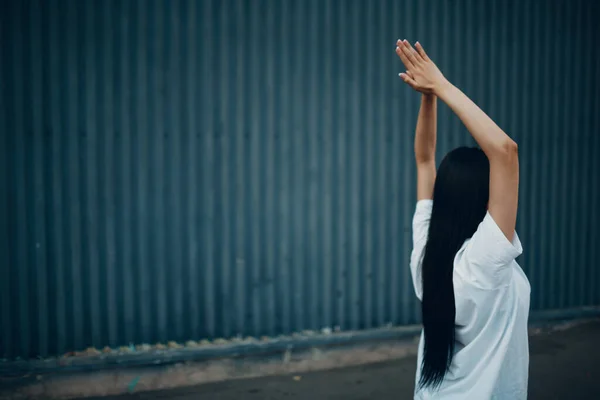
[395,40,531,399]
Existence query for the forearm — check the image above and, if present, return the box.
[414,94,437,164]
[435,82,516,158]
[436,81,519,239]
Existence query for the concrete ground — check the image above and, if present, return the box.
[92,319,600,400]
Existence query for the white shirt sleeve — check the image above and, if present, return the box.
[463,212,523,289]
[410,200,433,300]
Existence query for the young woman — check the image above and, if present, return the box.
[395,40,531,399]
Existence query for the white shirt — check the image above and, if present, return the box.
[410,200,531,400]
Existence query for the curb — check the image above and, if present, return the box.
[1,306,598,378]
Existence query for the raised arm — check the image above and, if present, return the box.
[414,94,437,200]
[396,39,519,240]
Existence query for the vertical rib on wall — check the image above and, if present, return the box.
[1,0,599,359]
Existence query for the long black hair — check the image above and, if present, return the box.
[418,147,490,389]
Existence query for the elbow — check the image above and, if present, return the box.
[491,139,518,162]
[415,144,437,165]
[415,154,434,165]
[504,139,518,155]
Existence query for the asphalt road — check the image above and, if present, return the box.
[94,319,600,400]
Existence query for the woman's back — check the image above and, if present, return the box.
[411,199,530,399]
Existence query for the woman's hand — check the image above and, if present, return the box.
[395,40,448,95]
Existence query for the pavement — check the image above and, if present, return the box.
[88,318,600,400]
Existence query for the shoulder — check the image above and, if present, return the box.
[455,212,523,290]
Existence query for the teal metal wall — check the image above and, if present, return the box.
[1,0,599,359]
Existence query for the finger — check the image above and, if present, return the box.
[401,40,420,65]
[414,42,429,61]
[399,72,418,89]
[397,40,416,68]
[396,45,414,69]
[403,40,423,63]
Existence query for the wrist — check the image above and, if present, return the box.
[433,78,453,99]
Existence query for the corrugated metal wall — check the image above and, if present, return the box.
[1,0,599,359]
